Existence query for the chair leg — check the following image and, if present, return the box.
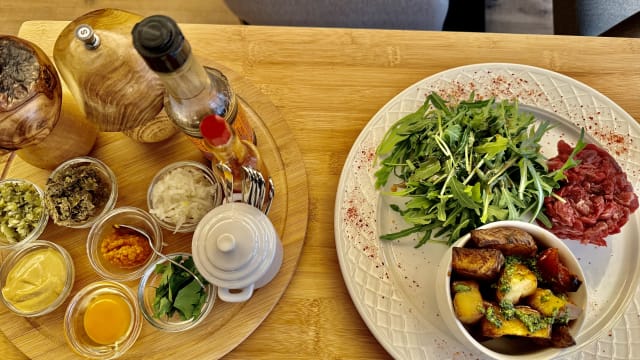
[552,0,579,35]
[444,0,486,32]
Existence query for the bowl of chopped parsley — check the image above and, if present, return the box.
[137,252,215,332]
[44,156,118,229]
[0,178,48,250]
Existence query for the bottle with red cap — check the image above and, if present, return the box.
[200,114,270,201]
[131,15,256,159]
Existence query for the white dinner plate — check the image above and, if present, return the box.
[334,63,640,359]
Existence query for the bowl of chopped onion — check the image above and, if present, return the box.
[147,161,222,233]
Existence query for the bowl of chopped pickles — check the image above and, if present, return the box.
[0,178,48,250]
[147,161,222,233]
[0,240,74,317]
[64,280,142,359]
[137,252,215,332]
[87,206,163,282]
[44,156,118,229]
[435,220,588,360]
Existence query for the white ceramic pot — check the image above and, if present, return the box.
[192,202,282,302]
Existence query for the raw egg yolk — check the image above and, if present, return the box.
[83,293,131,345]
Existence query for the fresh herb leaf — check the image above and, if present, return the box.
[152,256,208,321]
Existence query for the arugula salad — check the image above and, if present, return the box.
[375,92,584,247]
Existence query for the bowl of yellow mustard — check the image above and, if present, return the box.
[0,240,75,317]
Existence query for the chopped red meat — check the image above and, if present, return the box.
[542,141,638,246]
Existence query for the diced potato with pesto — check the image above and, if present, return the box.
[496,262,537,304]
[481,304,552,339]
[452,280,485,325]
[447,226,583,349]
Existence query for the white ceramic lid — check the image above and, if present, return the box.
[192,202,277,290]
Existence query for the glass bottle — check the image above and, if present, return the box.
[131,15,256,159]
[199,114,269,201]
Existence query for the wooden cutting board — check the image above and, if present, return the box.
[0,21,308,360]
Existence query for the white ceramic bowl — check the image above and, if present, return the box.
[436,220,588,360]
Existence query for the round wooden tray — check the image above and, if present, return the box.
[0,64,309,359]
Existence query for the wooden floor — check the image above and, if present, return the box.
[0,0,241,36]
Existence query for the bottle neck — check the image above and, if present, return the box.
[156,55,209,99]
[205,134,248,165]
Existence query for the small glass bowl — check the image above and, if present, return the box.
[147,161,222,233]
[138,252,215,332]
[64,281,142,359]
[87,207,163,282]
[45,156,118,229]
[0,178,49,251]
[0,240,75,317]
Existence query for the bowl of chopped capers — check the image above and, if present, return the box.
[0,178,49,250]
[44,156,118,229]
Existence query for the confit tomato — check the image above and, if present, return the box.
[536,247,582,294]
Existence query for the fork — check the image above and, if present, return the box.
[241,166,274,214]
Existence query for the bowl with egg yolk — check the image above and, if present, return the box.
[64,280,142,359]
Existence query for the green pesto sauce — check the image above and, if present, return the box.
[514,309,552,333]
[453,283,472,293]
[485,306,503,328]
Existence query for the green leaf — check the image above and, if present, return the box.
[450,178,481,210]
[475,134,509,159]
[151,256,208,321]
[408,158,441,183]
[174,280,204,320]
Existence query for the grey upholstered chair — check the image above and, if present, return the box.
[554,0,640,36]
[223,0,450,30]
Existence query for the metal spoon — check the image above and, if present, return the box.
[113,224,206,290]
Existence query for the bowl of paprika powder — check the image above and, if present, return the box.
[87,206,163,281]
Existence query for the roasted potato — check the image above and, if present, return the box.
[528,288,582,321]
[452,247,504,281]
[470,227,537,256]
[528,288,567,318]
[496,263,537,304]
[452,280,485,325]
[481,304,551,339]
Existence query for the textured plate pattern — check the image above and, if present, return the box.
[335,63,640,359]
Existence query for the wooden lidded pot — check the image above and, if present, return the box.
[0,35,62,154]
[53,8,177,142]
[0,35,98,170]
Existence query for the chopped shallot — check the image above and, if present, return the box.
[150,167,216,232]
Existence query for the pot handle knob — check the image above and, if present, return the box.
[218,284,254,302]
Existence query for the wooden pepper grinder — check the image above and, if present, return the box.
[53,8,178,143]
